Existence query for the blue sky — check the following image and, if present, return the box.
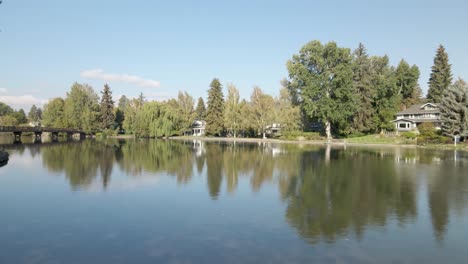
[0,0,467,110]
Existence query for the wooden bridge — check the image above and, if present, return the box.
[0,126,86,143]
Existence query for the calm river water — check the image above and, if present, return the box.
[0,138,468,263]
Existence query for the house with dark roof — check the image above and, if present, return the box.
[393,103,441,132]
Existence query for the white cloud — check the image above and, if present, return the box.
[0,88,7,94]
[0,95,48,109]
[80,69,161,88]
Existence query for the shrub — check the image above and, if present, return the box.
[401,132,418,139]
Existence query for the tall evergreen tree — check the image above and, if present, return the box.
[287,40,356,139]
[351,43,375,134]
[205,78,224,136]
[371,56,400,132]
[440,78,468,139]
[427,45,453,103]
[100,84,115,130]
[195,97,206,120]
[395,59,421,108]
[115,95,128,131]
[28,104,42,122]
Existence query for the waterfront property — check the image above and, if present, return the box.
[191,120,206,136]
[393,103,441,132]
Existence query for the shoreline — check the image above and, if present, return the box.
[169,136,420,148]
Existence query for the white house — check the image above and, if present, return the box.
[393,103,441,132]
[191,120,206,136]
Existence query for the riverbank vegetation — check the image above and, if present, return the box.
[0,41,466,144]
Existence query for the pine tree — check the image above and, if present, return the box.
[205,78,224,136]
[440,78,468,138]
[195,97,206,120]
[427,45,453,103]
[100,84,115,130]
[351,43,375,134]
[28,104,42,123]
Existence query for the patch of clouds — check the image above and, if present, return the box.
[80,69,161,88]
[0,88,7,94]
[0,95,48,109]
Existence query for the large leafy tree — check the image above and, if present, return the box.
[195,97,206,120]
[176,91,195,134]
[249,86,275,139]
[275,87,301,133]
[287,40,356,139]
[440,78,468,138]
[42,98,65,127]
[100,84,115,130]
[64,82,100,133]
[395,59,422,108]
[351,43,375,133]
[224,84,242,137]
[12,109,28,124]
[205,78,224,136]
[427,45,453,103]
[0,102,14,116]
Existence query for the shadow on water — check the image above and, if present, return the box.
[2,138,468,244]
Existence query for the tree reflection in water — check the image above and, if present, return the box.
[13,139,467,243]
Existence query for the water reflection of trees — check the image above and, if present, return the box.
[29,140,468,243]
[281,147,418,244]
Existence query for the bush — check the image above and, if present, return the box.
[401,132,418,139]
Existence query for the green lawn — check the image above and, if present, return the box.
[345,134,413,145]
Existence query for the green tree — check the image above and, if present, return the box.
[205,78,224,136]
[0,102,14,116]
[440,78,468,139]
[287,40,356,139]
[64,82,100,133]
[115,95,128,132]
[351,43,375,133]
[12,109,28,124]
[224,83,242,137]
[275,87,301,133]
[395,59,422,107]
[177,91,195,134]
[0,115,18,126]
[427,45,453,103]
[42,98,65,127]
[249,86,275,139]
[99,84,115,130]
[371,55,400,132]
[195,97,206,120]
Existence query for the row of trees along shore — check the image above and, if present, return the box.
[0,41,466,140]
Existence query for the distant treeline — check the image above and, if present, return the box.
[1,41,466,139]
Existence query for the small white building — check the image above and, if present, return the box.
[393,103,441,132]
[191,120,206,136]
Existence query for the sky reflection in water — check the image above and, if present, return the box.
[0,139,467,264]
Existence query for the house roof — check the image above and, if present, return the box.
[392,118,439,123]
[396,103,440,115]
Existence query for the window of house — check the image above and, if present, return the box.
[399,123,407,129]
